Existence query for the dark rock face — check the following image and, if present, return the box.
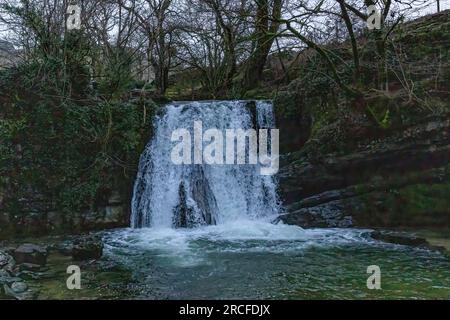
[275,200,353,228]
[277,117,450,229]
[13,244,48,266]
[173,167,218,228]
[273,90,312,154]
[173,182,196,228]
[190,166,217,226]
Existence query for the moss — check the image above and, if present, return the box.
[26,252,134,299]
[242,87,274,100]
[350,182,450,228]
[273,90,301,119]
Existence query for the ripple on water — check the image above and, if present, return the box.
[101,221,450,299]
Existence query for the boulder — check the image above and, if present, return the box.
[0,269,22,285]
[71,237,104,261]
[17,263,42,272]
[370,230,429,247]
[190,166,218,226]
[13,244,48,266]
[3,283,34,300]
[0,251,10,268]
[275,200,353,228]
[172,182,196,228]
[10,281,28,293]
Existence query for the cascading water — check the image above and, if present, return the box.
[131,100,281,229]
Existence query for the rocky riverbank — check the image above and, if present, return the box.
[0,233,134,299]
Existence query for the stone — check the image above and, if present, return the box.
[18,270,55,280]
[46,211,64,231]
[72,238,103,261]
[11,281,28,293]
[108,191,122,205]
[55,241,74,256]
[104,205,124,223]
[3,283,34,300]
[17,263,42,271]
[0,211,10,225]
[173,167,218,228]
[190,166,218,226]
[0,269,21,285]
[371,231,429,247]
[3,246,16,255]
[13,244,48,266]
[0,251,10,267]
[275,200,353,228]
[0,250,15,272]
[172,182,196,228]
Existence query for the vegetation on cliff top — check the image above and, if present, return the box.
[0,30,156,236]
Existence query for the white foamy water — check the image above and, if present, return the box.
[105,220,372,267]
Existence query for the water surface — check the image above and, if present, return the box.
[103,220,450,299]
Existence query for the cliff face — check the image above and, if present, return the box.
[0,188,129,239]
[276,116,450,228]
[274,11,450,229]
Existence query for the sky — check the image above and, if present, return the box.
[0,0,449,46]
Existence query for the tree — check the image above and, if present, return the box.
[173,0,250,96]
[119,0,177,95]
[241,0,283,91]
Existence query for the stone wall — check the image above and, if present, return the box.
[0,190,129,239]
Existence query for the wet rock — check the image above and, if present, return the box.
[11,281,27,293]
[173,182,196,228]
[371,230,429,247]
[54,241,74,256]
[18,270,55,280]
[172,167,219,228]
[2,246,16,256]
[3,283,34,300]
[0,250,15,272]
[104,205,125,224]
[108,191,122,205]
[72,237,104,261]
[275,200,353,228]
[17,263,42,272]
[0,251,10,267]
[277,117,450,229]
[46,211,64,231]
[0,269,22,285]
[190,166,218,225]
[13,244,47,266]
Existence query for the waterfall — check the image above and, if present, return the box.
[131,100,281,228]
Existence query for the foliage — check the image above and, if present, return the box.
[0,33,156,220]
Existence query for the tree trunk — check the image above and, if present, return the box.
[241,0,282,91]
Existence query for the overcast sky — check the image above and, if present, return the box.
[0,0,449,44]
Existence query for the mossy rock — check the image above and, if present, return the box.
[349,182,450,228]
